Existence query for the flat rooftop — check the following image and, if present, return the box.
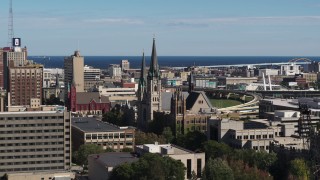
[136,143,196,155]
[88,152,138,167]
[263,99,299,109]
[72,117,125,132]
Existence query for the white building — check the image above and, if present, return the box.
[84,65,100,81]
[108,64,122,78]
[208,119,279,151]
[98,85,136,97]
[43,68,64,88]
[258,69,279,77]
[280,63,300,76]
[135,143,205,179]
[121,60,130,71]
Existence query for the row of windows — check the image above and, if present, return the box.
[0,166,65,172]
[236,134,274,140]
[253,145,269,151]
[0,123,65,128]
[0,116,64,120]
[0,154,64,160]
[1,129,65,134]
[0,141,66,147]
[185,126,206,132]
[0,160,65,166]
[0,135,65,141]
[85,133,133,139]
[0,148,66,154]
[95,142,133,146]
[177,120,207,124]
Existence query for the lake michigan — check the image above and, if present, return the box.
[29,56,320,69]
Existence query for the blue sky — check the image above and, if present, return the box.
[0,0,320,56]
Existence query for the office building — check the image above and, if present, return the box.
[135,142,205,179]
[72,117,135,151]
[121,60,130,71]
[0,106,72,176]
[108,64,122,78]
[84,65,100,81]
[280,63,300,76]
[8,64,43,106]
[88,152,138,180]
[2,43,27,90]
[83,65,101,91]
[64,51,84,103]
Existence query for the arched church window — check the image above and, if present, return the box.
[154,85,157,92]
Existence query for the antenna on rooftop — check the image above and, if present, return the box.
[7,0,14,47]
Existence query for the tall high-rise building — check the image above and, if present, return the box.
[108,64,122,78]
[121,59,130,71]
[84,65,100,81]
[137,38,162,130]
[0,106,72,176]
[0,48,7,89]
[64,51,84,102]
[2,45,27,90]
[8,64,43,106]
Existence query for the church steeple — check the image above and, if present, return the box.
[138,52,146,101]
[148,38,159,78]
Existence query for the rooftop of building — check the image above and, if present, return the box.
[88,152,139,167]
[72,117,134,133]
[262,99,299,109]
[136,142,201,155]
[76,92,109,104]
[0,110,65,115]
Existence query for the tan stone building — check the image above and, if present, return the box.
[8,64,43,106]
[0,106,72,176]
[64,51,84,102]
[72,117,135,151]
[135,143,205,179]
[170,90,212,135]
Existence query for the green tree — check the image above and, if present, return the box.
[174,131,207,151]
[190,170,198,180]
[162,127,174,143]
[110,153,186,180]
[135,130,166,145]
[203,140,232,160]
[202,158,234,180]
[289,158,310,180]
[102,107,123,126]
[110,163,134,180]
[73,144,104,166]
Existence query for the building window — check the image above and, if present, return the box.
[263,135,267,139]
[250,135,254,139]
[197,159,202,178]
[269,134,274,138]
[187,159,192,179]
[244,135,248,140]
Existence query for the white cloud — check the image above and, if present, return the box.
[168,16,320,27]
[84,18,144,25]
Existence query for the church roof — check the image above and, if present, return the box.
[186,91,212,110]
[76,92,109,104]
[161,91,189,111]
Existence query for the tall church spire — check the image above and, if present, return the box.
[148,38,159,78]
[138,52,146,101]
[140,51,146,84]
